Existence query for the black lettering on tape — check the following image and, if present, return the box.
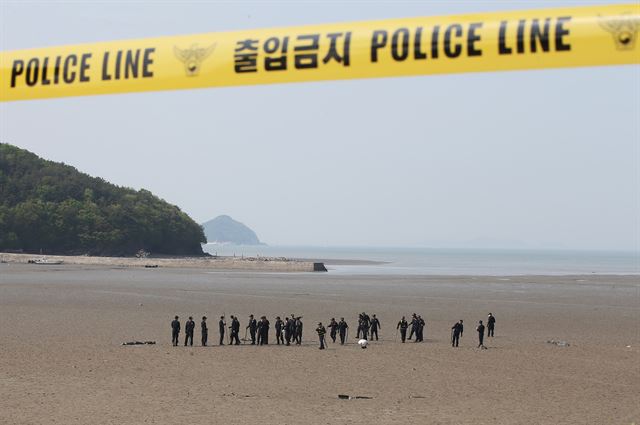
[79,53,91,82]
[530,18,551,53]
[142,48,155,77]
[371,30,388,62]
[444,24,463,58]
[414,27,427,60]
[467,22,483,56]
[555,16,571,51]
[11,60,24,88]
[391,28,410,61]
[26,58,39,87]
[499,21,512,55]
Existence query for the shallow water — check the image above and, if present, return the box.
[203,244,639,275]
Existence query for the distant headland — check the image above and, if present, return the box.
[202,215,264,246]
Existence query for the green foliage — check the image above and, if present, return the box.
[0,143,205,256]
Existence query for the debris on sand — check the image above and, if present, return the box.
[122,341,156,346]
[546,339,569,347]
[338,394,373,400]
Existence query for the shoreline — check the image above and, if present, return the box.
[0,252,323,272]
[1,256,637,283]
[1,252,636,277]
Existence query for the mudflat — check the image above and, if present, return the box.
[0,264,638,425]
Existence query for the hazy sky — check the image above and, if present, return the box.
[1,1,638,250]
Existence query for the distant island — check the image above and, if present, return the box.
[202,215,264,245]
[0,143,206,256]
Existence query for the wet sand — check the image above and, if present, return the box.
[0,263,638,424]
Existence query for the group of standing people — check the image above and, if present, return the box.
[239,314,305,346]
[354,312,382,341]
[450,313,496,349]
[170,311,496,349]
[395,313,426,343]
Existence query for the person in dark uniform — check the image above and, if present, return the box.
[295,317,303,345]
[359,313,370,340]
[459,319,464,338]
[218,316,226,345]
[415,315,425,342]
[275,316,284,345]
[284,317,292,346]
[397,316,408,343]
[338,317,348,345]
[171,315,180,346]
[370,314,381,341]
[229,315,241,345]
[256,318,263,345]
[408,313,417,340]
[259,316,270,345]
[185,316,195,346]
[289,314,298,343]
[327,318,338,343]
[316,322,327,350]
[476,320,486,348]
[247,315,257,345]
[201,316,208,346]
[451,320,463,347]
[487,313,496,337]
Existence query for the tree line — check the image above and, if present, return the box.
[0,143,206,256]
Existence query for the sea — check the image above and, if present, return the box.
[202,244,640,276]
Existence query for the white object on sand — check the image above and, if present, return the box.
[358,339,368,349]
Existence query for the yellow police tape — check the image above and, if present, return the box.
[1,3,638,102]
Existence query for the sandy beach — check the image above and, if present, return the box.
[0,263,638,424]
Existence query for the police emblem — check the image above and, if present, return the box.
[173,43,216,76]
[598,14,640,50]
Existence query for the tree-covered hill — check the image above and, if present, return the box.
[0,143,206,256]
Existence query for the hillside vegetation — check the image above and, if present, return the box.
[0,144,205,256]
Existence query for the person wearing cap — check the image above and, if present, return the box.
[487,313,496,337]
[201,316,208,346]
[327,318,339,343]
[370,314,381,341]
[397,316,408,343]
[275,316,284,345]
[247,314,257,345]
[476,320,486,348]
[316,322,327,350]
[184,316,195,346]
[218,316,226,345]
[259,316,270,345]
[338,317,349,345]
[171,315,181,347]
